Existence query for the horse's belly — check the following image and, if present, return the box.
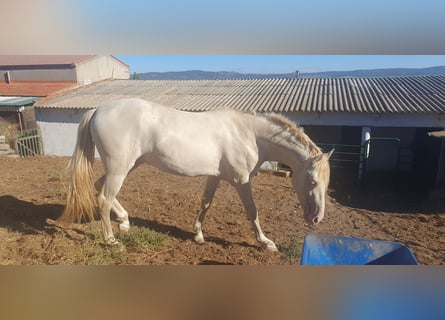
[142,147,221,177]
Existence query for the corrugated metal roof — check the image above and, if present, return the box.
[0,96,38,106]
[0,96,38,112]
[35,76,445,114]
[0,55,96,67]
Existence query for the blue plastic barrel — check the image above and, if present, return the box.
[301,233,419,265]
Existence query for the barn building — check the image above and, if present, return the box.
[0,55,130,88]
[34,76,445,192]
[0,55,130,155]
[0,56,130,118]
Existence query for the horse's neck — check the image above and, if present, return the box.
[253,118,311,170]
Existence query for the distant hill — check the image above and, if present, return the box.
[135,70,294,80]
[134,66,445,80]
[303,66,445,78]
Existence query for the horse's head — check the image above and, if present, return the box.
[292,149,334,225]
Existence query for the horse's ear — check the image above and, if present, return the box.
[312,153,324,163]
[312,148,335,163]
[325,148,335,159]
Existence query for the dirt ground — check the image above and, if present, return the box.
[0,156,444,265]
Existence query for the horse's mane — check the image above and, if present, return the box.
[263,113,322,157]
[261,113,330,185]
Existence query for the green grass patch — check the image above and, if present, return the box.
[80,229,125,265]
[77,226,168,265]
[280,234,303,265]
[117,227,168,253]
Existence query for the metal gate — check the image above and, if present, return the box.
[318,143,363,170]
[318,143,363,193]
[15,128,44,157]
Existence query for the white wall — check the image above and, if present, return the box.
[35,108,90,156]
[76,56,130,85]
[1,55,129,85]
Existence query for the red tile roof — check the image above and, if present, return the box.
[0,81,77,97]
[0,55,96,66]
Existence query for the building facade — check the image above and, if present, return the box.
[0,55,130,153]
[0,55,130,86]
[35,76,445,190]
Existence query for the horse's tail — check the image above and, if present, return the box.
[59,108,98,223]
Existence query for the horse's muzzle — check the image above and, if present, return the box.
[304,209,323,225]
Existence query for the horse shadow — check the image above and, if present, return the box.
[0,195,263,252]
[129,216,260,250]
[0,195,64,234]
[129,216,195,242]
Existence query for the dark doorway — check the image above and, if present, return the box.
[410,128,442,192]
[363,138,400,193]
[340,126,362,145]
[305,126,363,199]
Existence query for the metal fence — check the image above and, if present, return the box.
[15,128,44,157]
[318,143,363,169]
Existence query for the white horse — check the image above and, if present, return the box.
[61,98,333,252]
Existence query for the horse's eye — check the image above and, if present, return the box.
[307,175,317,186]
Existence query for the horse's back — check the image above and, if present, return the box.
[90,98,259,180]
[93,98,163,125]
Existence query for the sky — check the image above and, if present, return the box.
[62,0,444,54]
[2,1,445,73]
[115,55,445,74]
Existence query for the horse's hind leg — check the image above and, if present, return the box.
[193,176,220,244]
[97,173,127,245]
[111,200,130,232]
[95,176,130,232]
[235,182,278,252]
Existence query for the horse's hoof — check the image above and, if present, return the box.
[194,235,205,244]
[105,237,126,252]
[266,244,279,252]
[119,222,130,233]
[105,236,120,246]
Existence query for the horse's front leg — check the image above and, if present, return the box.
[193,176,220,244]
[235,182,278,252]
